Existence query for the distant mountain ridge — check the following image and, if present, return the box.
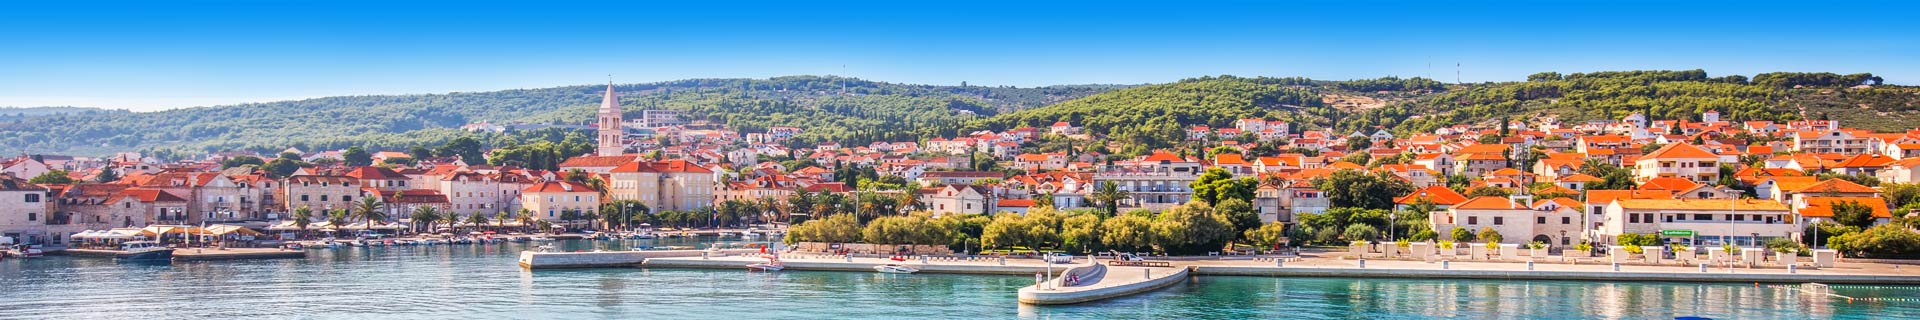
[3,70,1910,159]
[0,76,1125,156]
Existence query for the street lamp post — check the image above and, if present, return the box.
[1388,210,1396,242]
[1727,190,1742,247]
[1811,217,1822,249]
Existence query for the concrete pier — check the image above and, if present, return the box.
[642,255,1057,275]
[517,249,764,269]
[58,248,306,261]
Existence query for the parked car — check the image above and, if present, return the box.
[1043,253,1074,264]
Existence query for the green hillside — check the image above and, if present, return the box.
[0,76,1121,156]
[969,70,1916,155]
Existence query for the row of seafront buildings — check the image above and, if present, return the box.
[7,85,1920,248]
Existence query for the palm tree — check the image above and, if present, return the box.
[292,205,314,238]
[466,213,489,229]
[1089,181,1130,217]
[326,209,349,237]
[410,206,442,234]
[351,197,388,236]
[493,211,508,230]
[516,208,535,232]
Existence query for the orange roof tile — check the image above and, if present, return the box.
[1615,198,1788,211]
[1793,179,1878,194]
[1586,190,1675,205]
[1638,177,1700,192]
[1556,173,1603,183]
[1453,196,1524,210]
[1799,197,1893,218]
[1396,186,1469,205]
[1642,143,1718,159]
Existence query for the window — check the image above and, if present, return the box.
[1695,214,1712,221]
[1630,214,1640,223]
[1537,217,1546,224]
[1562,237,1571,245]
[320,195,329,201]
[26,194,40,202]
[301,195,310,201]
[1664,215,1673,223]
[1561,217,1571,224]
[344,196,352,202]
[1735,215,1746,221]
[1493,217,1504,225]
[1468,216,1479,225]
[28,212,36,221]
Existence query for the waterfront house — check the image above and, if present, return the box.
[520,181,599,224]
[1602,198,1793,246]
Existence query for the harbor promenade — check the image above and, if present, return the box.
[58,247,306,261]
[600,250,1920,305]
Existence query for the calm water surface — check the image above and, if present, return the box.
[2,238,1914,319]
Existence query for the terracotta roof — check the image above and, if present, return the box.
[0,175,43,191]
[921,171,1005,178]
[996,199,1037,207]
[1556,173,1603,183]
[1395,186,1468,205]
[344,167,407,180]
[1642,143,1717,159]
[1793,179,1879,194]
[1586,190,1675,205]
[1833,153,1896,168]
[1638,177,1700,192]
[522,181,596,193]
[1614,198,1788,211]
[1453,196,1524,210]
[1799,197,1893,218]
[110,188,188,204]
[1532,197,1584,210]
[558,155,639,168]
[1457,144,1511,155]
[610,159,714,173]
[1142,150,1184,162]
[1214,154,1247,166]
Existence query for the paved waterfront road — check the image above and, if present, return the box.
[3,240,1916,319]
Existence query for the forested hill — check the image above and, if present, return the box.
[1384,70,1917,135]
[966,70,1916,156]
[0,76,1123,157]
[962,75,1447,153]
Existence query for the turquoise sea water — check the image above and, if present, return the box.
[1,238,1914,319]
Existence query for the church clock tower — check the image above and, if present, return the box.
[596,83,625,156]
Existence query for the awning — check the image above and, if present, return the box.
[199,225,263,236]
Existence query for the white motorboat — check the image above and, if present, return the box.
[631,232,657,240]
[114,241,174,262]
[873,264,918,274]
[7,244,45,258]
[746,254,784,271]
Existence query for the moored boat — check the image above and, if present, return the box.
[874,264,918,274]
[114,241,174,262]
[747,254,785,271]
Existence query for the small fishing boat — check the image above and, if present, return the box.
[283,242,306,250]
[6,244,45,258]
[115,241,174,262]
[874,264,918,274]
[747,260,785,271]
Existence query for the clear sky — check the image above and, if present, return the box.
[2,1,1915,111]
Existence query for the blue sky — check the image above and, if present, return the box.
[2,1,1915,111]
